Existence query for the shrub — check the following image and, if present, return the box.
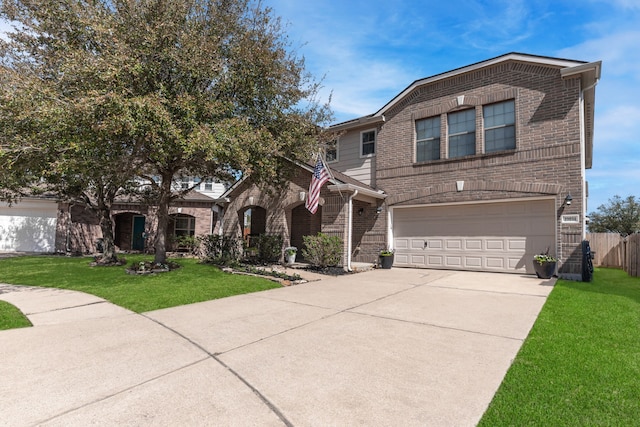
[255,234,283,263]
[175,235,199,254]
[198,235,241,265]
[301,232,342,268]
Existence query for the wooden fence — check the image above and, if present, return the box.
[626,234,640,277]
[586,233,640,277]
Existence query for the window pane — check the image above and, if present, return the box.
[485,126,516,152]
[417,139,440,161]
[361,131,375,156]
[416,117,439,140]
[326,143,337,162]
[448,109,476,158]
[448,109,475,134]
[416,117,440,162]
[174,215,195,236]
[484,100,515,153]
[449,133,476,158]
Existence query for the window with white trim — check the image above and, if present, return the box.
[202,178,213,191]
[416,116,441,162]
[326,140,338,163]
[179,177,190,190]
[448,109,476,158]
[484,100,515,152]
[360,130,376,157]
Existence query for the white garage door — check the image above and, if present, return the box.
[393,199,555,274]
[0,199,58,252]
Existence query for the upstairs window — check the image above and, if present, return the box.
[178,177,191,190]
[326,140,338,163]
[484,100,515,152]
[361,129,376,157]
[448,109,476,158]
[202,178,213,191]
[416,116,441,162]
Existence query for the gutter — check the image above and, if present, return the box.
[328,115,386,133]
[327,183,386,200]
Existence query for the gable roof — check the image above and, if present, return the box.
[328,52,601,169]
[220,159,386,201]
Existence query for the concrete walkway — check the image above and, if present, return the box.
[0,269,555,426]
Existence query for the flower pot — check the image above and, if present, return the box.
[379,254,394,269]
[533,261,556,279]
[286,253,297,264]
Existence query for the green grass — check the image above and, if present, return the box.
[0,300,32,330]
[0,255,281,313]
[479,268,640,426]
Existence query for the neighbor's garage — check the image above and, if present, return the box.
[392,199,555,274]
[0,199,58,253]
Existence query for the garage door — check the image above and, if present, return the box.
[0,199,58,252]
[393,199,555,274]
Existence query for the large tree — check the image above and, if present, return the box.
[1,0,330,264]
[588,195,640,236]
[0,1,145,263]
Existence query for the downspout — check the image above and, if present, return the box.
[346,190,358,272]
[581,78,598,241]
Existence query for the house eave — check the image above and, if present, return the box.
[327,183,386,201]
[561,60,601,170]
[327,115,386,132]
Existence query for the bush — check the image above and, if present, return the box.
[198,235,241,265]
[174,235,199,254]
[255,234,283,263]
[301,232,342,268]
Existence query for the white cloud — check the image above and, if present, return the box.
[557,30,640,77]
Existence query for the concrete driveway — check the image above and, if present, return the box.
[0,268,554,426]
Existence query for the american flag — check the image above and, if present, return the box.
[305,156,330,214]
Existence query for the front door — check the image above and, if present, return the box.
[132,216,146,251]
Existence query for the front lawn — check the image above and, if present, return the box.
[0,300,32,330]
[0,255,281,313]
[479,268,640,426]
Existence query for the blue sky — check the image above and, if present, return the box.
[2,1,638,212]
[263,0,640,213]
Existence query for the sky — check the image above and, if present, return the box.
[1,0,639,212]
[260,0,640,213]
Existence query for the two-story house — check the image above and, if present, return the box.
[222,53,600,279]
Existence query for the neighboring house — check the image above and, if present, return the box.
[0,178,227,254]
[0,197,59,252]
[223,53,601,279]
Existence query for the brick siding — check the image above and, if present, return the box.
[374,60,585,275]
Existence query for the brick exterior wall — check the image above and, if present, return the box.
[222,166,351,266]
[55,199,217,254]
[374,60,585,276]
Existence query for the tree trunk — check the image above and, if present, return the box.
[153,174,173,265]
[97,209,119,264]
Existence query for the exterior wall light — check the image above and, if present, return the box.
[563,194,573,207]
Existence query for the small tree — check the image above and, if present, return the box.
[588,195,640,236]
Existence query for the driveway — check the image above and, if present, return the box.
[0,268,554,426]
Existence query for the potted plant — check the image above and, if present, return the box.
[379,250,394,269]
[284,246,297,265]
[533,250,557,279]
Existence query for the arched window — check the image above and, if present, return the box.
[169,213,195,237]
